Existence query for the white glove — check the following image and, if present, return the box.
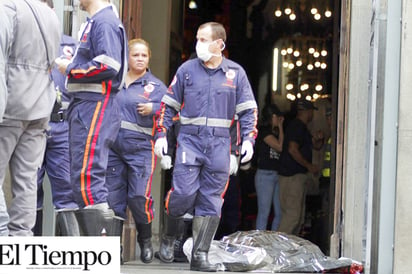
[240,140,254,163]
[160,155,173,170]
[229,154,239,175]
[154,137,168,158]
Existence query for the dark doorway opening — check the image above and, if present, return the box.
[165,0,342,256]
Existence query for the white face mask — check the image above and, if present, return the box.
[196,40,222,62]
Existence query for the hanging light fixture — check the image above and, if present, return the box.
[188,0,197,10]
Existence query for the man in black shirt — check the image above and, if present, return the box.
[278,99,323,235]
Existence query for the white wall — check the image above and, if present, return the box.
[394,0,412,273]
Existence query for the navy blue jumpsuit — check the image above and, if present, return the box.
[107,72,167,221]
[37,35,78,211]
[156,57,258,217]
[65,6,127,208]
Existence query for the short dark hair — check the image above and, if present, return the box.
[198,22,227,42]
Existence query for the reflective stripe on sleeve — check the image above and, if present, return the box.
[236,100,258,114]
[162,95,181,112]
[94,54,121,72]
[67,83,104,93]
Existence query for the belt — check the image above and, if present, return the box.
[50,111,67,122]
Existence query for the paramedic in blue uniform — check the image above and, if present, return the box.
[55,0,127,236]
[34,33,80,236]
[106,38,166,263]
[154,22,258,272]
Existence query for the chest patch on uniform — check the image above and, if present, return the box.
[144,83,154,93]
[223,69,237,89]
[226,69,236,80]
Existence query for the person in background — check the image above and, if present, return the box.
[277,99,324,235]
[106,38,166,263]
[33,0,80,237]
[0,0,60,236]
[318,106,333,254]
[254,104,284,231]
[154,21,258,272]
[55,0,127,236]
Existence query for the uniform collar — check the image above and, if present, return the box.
[198,57,230,72]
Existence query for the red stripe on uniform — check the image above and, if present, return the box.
[84,81,112,204]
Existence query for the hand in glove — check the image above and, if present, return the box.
[240,140,254,163]
[154,137,168,158]
[229,154,239,175]
[160,155,173,170]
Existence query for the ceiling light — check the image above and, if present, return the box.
[188,0,197,9]
[284,8,292,15]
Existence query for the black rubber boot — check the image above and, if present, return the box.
[174,218,191,262]
[190,216,221,272]
[75,205,123,236]
[32,209,43,236]
[55,211,80,236]
[137,223,153,263]
[158,213,184,263]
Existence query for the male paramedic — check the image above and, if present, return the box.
[155,22,258,272]
[0,0,60,236]
[55,0,127,236]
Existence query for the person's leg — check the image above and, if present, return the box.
[0,119,22,236]
[33,157,46,236]
[190,135,229,272]
[48,122,78,210]
[8,118,48,236]
[69,99,119,207]
[46,121,80,235]
[254,169,275,230]
[126,142,156,264]
[278,174,306,235]
[158,132,201,263]
[69,97,121,235]
[215,175,240,239]
[271,171,281,230]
